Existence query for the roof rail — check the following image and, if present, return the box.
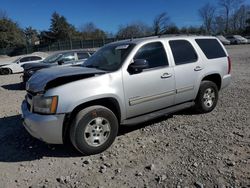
[158,34,200,38]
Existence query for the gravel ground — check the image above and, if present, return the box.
[0,45,249,188]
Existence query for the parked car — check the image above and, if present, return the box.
[22,36,231,155]
[244,36,250,44]
[226,35,248,44]
[216,35,231,45]
[0,55,45,75]
[22,50,94,82]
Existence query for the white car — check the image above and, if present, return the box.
[226,35,248,44]
[0,55,45,75]
[216,35,231,45]
[244,36,250,44]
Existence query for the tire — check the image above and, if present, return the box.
[70,105,118,155]
[0,68,12,75]
[194,81,218,113]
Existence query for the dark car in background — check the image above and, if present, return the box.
[22,50,94,82]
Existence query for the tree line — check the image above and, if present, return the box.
[0,0,250,50]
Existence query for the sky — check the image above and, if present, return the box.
[1,0,250,33]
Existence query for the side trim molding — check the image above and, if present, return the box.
[176,86,194,94]
[129,90,175,106]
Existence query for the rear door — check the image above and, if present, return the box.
[169,39,203,104]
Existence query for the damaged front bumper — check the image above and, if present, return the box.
[21,100,65,144]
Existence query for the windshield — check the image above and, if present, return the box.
[11,57,21,63]
[43,53,63,63]
[83,43,135,71]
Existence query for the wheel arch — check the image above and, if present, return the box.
[62,97,121,144]
[201,73,222,90]
[0,67,12,75]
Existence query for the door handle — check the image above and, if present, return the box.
[194,66,203,71]
[161,73,172,79]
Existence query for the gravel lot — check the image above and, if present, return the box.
[0,45,249,188]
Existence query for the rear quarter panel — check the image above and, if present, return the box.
[194,38,229,93]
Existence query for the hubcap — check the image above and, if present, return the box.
[203,88,215,108]
[84,117,111,147]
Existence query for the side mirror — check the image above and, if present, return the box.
[58,60,64,65]
[128,59,149,74]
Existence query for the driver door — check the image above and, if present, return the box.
[123,42,176,118]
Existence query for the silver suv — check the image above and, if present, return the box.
[22,36,232,155]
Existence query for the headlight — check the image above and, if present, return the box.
[33,95,58,114]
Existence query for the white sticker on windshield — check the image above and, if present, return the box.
[115,45,129,50]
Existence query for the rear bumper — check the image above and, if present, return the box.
[21,101,65,144]
[221,74,232,89]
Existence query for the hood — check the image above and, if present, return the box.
[0,63,9,67]
[0,61,12,66]
[22,62,52,71]
[26,66,107,93]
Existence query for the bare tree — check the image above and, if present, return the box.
[153,12,170,35]
[230,5,250,32]
[213,16,226,34]
[218,0,244,32]
[199,3,216,34]
[80,22,106,40]
[116,22,152,39]
[24,26,39,45]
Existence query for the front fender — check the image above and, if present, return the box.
[44,71,126,120]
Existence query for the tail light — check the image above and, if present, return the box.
[227,56,231,74]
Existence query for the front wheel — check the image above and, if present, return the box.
[70,105,118,155]
[0,68,12,75]
[194,81,218,113]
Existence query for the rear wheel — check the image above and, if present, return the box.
[70,105,118,155]
[194,81,218,113]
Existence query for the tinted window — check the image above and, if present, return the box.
[77,52,89,60]
[169,40,198,65]
[195,39,227,59]
[29,56,42,61]
[20,57,31,62]
[60,53,75,62]
[134,42,168,69]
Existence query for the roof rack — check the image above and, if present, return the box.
[158,34,200,38]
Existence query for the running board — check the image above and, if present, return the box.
[121,101,195,126]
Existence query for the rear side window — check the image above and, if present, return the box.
[20,57,31,62]
[77,52,89,60]
[134,42,168,69]
[60,52,75,62]
[195,39,227,59]
[169,40,198,65]
[29,56,42,61]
